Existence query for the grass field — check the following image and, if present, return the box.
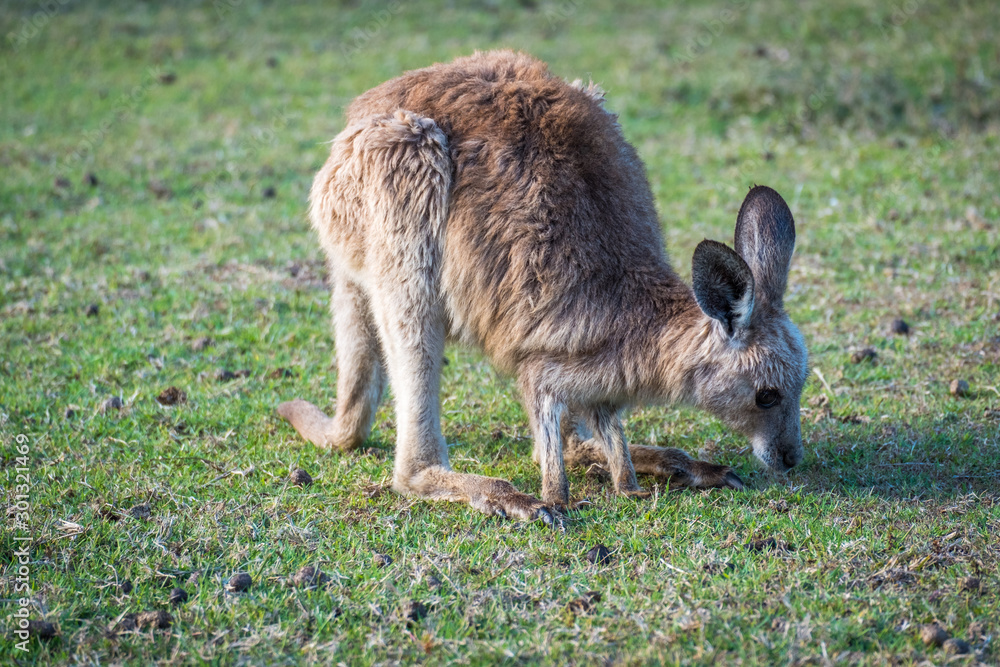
[2,0,999,664]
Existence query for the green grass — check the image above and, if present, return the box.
[1,0,998,664]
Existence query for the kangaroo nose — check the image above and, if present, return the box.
[783,450,801,470]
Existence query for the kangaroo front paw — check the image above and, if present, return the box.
[630,445,744,491]
[687,461,745,490]
[672,461,745,491]
[721,469,745,490]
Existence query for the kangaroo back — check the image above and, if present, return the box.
[343,50,682,370]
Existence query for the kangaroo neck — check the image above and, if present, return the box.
[648,288,715,405]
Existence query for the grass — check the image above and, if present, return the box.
[1,0,998,664]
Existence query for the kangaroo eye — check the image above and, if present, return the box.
[756,389,781,409]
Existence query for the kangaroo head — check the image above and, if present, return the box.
[689,185,808,472]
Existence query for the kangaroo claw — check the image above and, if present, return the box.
[723,470,745,490]
[536,506,566,531]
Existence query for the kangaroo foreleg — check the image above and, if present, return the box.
[563,422,743,490]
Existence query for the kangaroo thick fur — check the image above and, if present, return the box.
[278,51,808,524]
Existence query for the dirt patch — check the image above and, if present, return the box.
[703,562,736,576]
[746,537,795,553]
[362,483,388,499]
[191,336,213,351]
[423,573,442,591]
[148,179,173,199]
[565,591,602,615]
[168,587,188,605]
[867,568,915,589]
[768,499,791,513]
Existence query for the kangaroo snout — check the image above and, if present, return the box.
[752,434,803,473]
[782,446,803,470]
[752,411,804,473]
[772,436,804,471]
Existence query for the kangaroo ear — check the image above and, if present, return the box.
[734,185,796,308]
[692,240,755,337]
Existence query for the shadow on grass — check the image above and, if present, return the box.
[792,414,1000,499]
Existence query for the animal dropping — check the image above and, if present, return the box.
[889,318,910,335]
[943,638,971,655]
[157,386,186,405]
[28,620,57,639]
[136,610,172,630]
[290,565,330,588]
[586,545,613,565]
[290,468,313,486]
[100,395,123,413]
[398,600,428,624]
[959,575,981,593]
[226,572,253,592]
[919,623,949,647]
[850,348,878,364]
[278,51,808,523]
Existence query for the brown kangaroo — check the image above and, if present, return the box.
[278,51,808,525]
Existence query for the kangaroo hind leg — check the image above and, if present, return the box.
[352,110,558,524]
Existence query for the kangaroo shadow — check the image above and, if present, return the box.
[765,414,1000,499]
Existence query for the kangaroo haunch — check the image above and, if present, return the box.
[278,51,809,525]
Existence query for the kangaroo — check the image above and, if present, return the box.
[278,51,808,525]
